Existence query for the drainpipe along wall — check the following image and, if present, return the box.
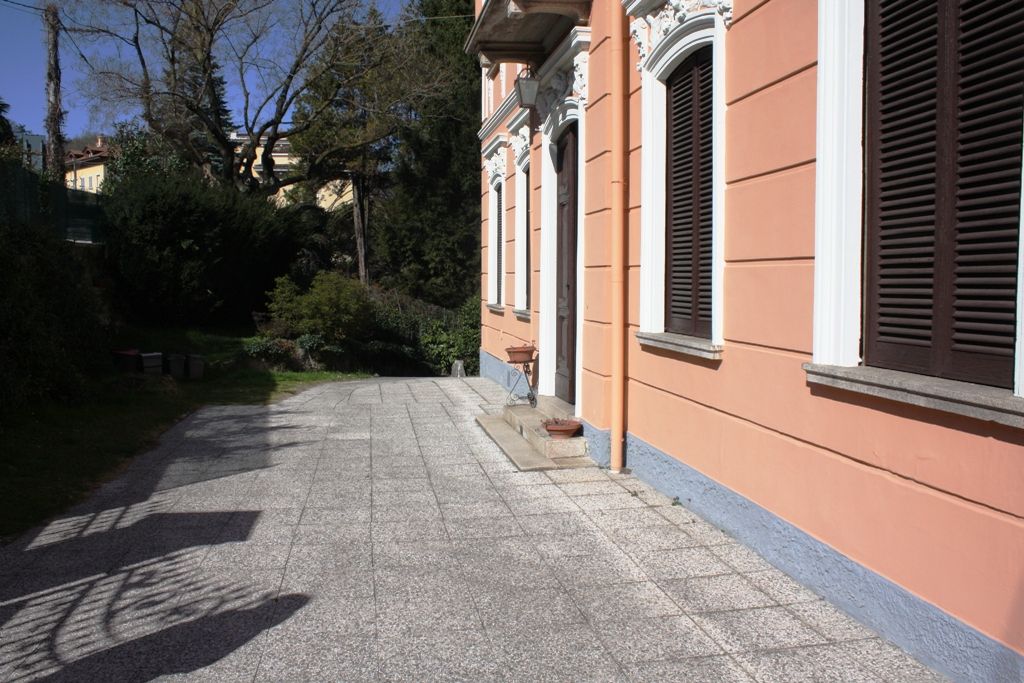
[609,0,629,471]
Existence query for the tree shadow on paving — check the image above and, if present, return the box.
[0,387,332,680]
[0,511,257,604]
[34,593,310,683]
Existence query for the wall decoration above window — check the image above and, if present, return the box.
[484,145,507,187]
[626,0,732,71]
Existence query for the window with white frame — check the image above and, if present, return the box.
[484,137,508,306]
[814,0,1024,397]
[512,117,531,313]
[524,167,531,310]
[635,9,726,349]
[494,182,505,304]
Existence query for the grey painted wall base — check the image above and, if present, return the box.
[479,349,531,398]
[579,419,1022,683]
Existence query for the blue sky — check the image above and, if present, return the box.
[0,0,409,140]
[0,2,94,137]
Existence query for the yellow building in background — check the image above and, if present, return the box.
[229,131,353,211]
[64,138,110,193]
[63,132,351,211]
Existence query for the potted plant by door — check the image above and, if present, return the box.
[542,418,582,439]
[506,344,537,363]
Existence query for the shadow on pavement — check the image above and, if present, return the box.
[35,593,310,683]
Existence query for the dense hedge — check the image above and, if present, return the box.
[250,274,479,376]
[102,172,299,325]
[0,219,105,418]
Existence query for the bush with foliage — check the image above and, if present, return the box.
[242,336,301,369]
[0,216,105,418]
[419,297,480,375]
[267,272,374,344]
[263,272,479,376]
[101,127,299,325]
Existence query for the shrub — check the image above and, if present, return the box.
[0,219,105,418]
[267,272,374,345]
[419,297,480,375]
[263,275,478,377]
[101,128,298,325]
[369,286,455,345]
[243,337,298,369]
[295,333,327,354]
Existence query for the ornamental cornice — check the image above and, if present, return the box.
[626,0,732,71]
[485,146,507,184]
[510,128,530,165]
[482,134,508,184]
[573,52,589,104]
[536,68,574,122]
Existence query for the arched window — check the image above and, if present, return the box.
[635,9,726,358]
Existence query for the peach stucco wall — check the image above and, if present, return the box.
[477,0,1024,656]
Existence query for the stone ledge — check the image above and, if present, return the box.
[803,363,1024,429]
[636,331,723,360]
[513,308,531,321]
[486,303,505,314]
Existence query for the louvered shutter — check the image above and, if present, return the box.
[864,0,1022,388]
[495,185,504,305]
[665,46,714,338]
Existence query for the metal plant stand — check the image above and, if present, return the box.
[506,358,537,408]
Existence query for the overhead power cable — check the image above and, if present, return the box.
[0,0,42,16]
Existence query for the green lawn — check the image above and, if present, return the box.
[0,327,367,541]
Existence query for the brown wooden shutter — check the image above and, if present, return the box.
[864,0,1022,388]
[495,184,503,305]
[666,46,714,338]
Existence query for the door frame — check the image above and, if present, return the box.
[538,95,586,416]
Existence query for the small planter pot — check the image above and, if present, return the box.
[542,418,582,439]
[506,344,537,364]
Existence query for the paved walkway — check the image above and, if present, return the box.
[0,378,943,682]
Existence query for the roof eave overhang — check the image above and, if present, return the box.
[465,0,591,67]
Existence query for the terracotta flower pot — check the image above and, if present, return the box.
[542,418,581,439]
[506,344,537,363]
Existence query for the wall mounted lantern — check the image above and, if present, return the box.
[514,68,540,109]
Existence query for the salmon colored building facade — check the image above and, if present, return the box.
[467,1,1024,680]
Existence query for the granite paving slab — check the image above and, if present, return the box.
[0,377,945,681]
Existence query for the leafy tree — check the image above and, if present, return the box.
[102,123,191,192]
[0,97,14,146]
[67,0,403,195]
[370,0,480,306]
[159,45,236,179]
[290,5,443,283]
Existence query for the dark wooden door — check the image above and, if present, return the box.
[555,125,578,404]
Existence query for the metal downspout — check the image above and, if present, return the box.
[610,0,629,471]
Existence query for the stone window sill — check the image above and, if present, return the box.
[486,303,505,314]
[513,308,531,321]
[636,331,723,361]
[803,363,1024,429]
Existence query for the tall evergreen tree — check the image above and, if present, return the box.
[371,0,480,306]
[291,4,433,284]
[160,12,236,180]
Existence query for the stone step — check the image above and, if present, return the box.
[502,404,588,461]
[535,395,575,420]
[475,415,556,471]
